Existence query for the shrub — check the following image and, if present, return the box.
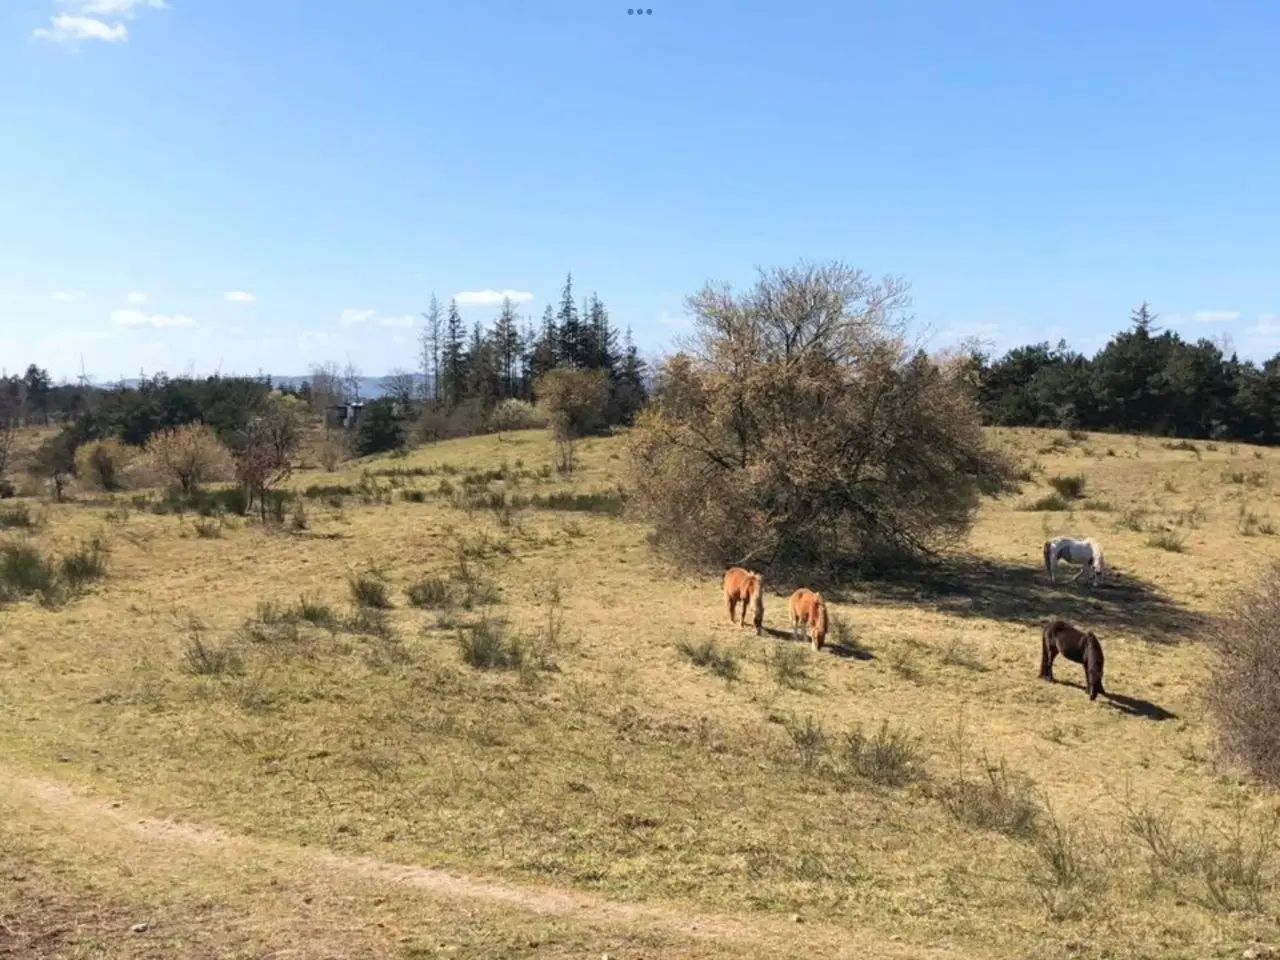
[349,569,392,609]
[625,263,1018,574]
[354,398,406,457]
[0,542,58,603]
[29,429,78,501]
[1207,563,1280,786]
[146,423,231,494]
[406,576,452,609]
[74,438,135,492]
[230,396,303,522]
[456,619,524,670]
[1047,474,1086,500]
[488,398,546,434]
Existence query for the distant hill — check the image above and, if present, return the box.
[88,374,430,401]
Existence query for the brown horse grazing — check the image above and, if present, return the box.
[1040,618,1106,701]
[723,567,765,635]
[788,588,828,651]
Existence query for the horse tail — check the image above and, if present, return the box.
[1093,540,1106,576]
[1043,540,1054,582]
[814,593,828,638]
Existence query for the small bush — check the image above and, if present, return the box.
[296,594,339,630]
[180,619,243,676]
[1207,563,1280,786]
[942,756,1041,839]
[457,619,524,671]
[59,537,108,590]
[676,637,740,683]
[345,606,394,639]
[349,570,392,609]
[841,720,927,787]
[406,576,453,610]
[0,503,40,530]
[74,438,135,492]
[0,542,58,604]
[767,644,811,691]
[1146,530,1187,553]
[1047,474,1086,500]
[401,488,428,503]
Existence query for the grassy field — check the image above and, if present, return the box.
[3,425,1280,958]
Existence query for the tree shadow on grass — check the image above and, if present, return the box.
[828,555,1207,645]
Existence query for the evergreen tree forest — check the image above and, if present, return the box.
[416,273,648,427]
[9,294,1280,454]
[965,303,1280,444]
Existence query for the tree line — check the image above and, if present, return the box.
[301,272,649,434]
[968,303,1280,443]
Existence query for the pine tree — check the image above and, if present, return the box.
[557,273,585,368]
[465,321,500,408]
[527,304,559,385]
[613,326,649,424]
[491,296,523,400]
[583,292,617,373]
[419,294,443,403]
[441,299,467,407]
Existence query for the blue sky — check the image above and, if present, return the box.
[2,0,1279,382]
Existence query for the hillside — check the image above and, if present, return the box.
[2,425,1278,959]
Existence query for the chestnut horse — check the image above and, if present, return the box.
[1040,618,1106,701]
[723,567,765,635]
[788,588,828,651]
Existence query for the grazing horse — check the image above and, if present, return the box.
[1040,618,1106,701]
[1043,536,1107,586]
[723,567,765,635]
[788,588,829,652]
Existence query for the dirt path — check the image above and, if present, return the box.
[2,769,985,959]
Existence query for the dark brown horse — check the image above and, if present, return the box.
[1040,619,1105,701]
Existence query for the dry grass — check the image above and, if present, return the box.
[2,425,1280,958]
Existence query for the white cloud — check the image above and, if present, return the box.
[340,308,375,327]
[52,290,86,302]
[34,15,128,43]
[68,0,169,16]
[224,291,257,303]
[35,1,169,44]
[126,291,147,304]
[380,314,414,328]
[111,308,195,328]
[1193,310,1240,324]
[454,289,535,307]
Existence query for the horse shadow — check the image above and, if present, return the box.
[1052,678,1179,721]
[760,626,875,661]
[829,555,1206,645]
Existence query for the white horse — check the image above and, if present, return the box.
[1043,536,1107,586]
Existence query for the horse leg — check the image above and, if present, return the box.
[726,594,738,627]
[1039,635,1055,681]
